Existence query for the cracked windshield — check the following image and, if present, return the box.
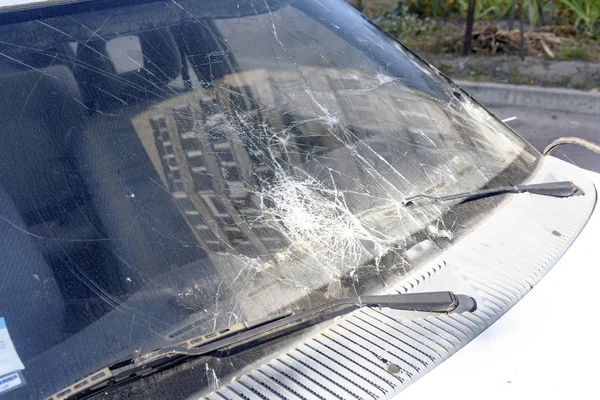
[0,0,539,397]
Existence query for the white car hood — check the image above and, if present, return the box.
[401,163,600,399]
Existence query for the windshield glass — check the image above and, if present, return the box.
[0,0,538,397]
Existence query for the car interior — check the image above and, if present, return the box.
[0,17,250,391]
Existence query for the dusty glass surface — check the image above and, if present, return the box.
[0,0,538,397]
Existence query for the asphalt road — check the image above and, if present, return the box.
[488,105,600,173]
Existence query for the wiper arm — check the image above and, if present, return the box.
[134,291,476,364]
[403,181,583,207]
[47,291,476,400]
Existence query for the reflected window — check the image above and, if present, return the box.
[105,35,144,74]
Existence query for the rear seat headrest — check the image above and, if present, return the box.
[75,28,181,110]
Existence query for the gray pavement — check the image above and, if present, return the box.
[488,105,600,173]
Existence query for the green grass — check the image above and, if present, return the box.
[362,0,399,19]
[506,73,537,85]
[436,63,454,75]
[556,45,592,60]
[566,76,588,88]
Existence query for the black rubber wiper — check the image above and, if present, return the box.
[403,181,583,207]
[47,291,476,400]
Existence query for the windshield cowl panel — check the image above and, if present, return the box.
[0,0,538,398]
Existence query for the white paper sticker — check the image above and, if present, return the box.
[0,372,22,394]
[0,318,25,377]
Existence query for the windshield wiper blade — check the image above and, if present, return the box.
[403,181,583,207]
[47,291,476,400]
[134,291,476,365]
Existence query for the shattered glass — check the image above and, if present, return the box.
[0,0,538,397]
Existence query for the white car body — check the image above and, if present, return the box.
[0,0,595,397]
[402,164,600,400]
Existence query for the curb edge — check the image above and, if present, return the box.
[455,80,600,116]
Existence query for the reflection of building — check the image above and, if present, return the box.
[126,66,520,316]
[130,67,488,257]
[132,89,277,255]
